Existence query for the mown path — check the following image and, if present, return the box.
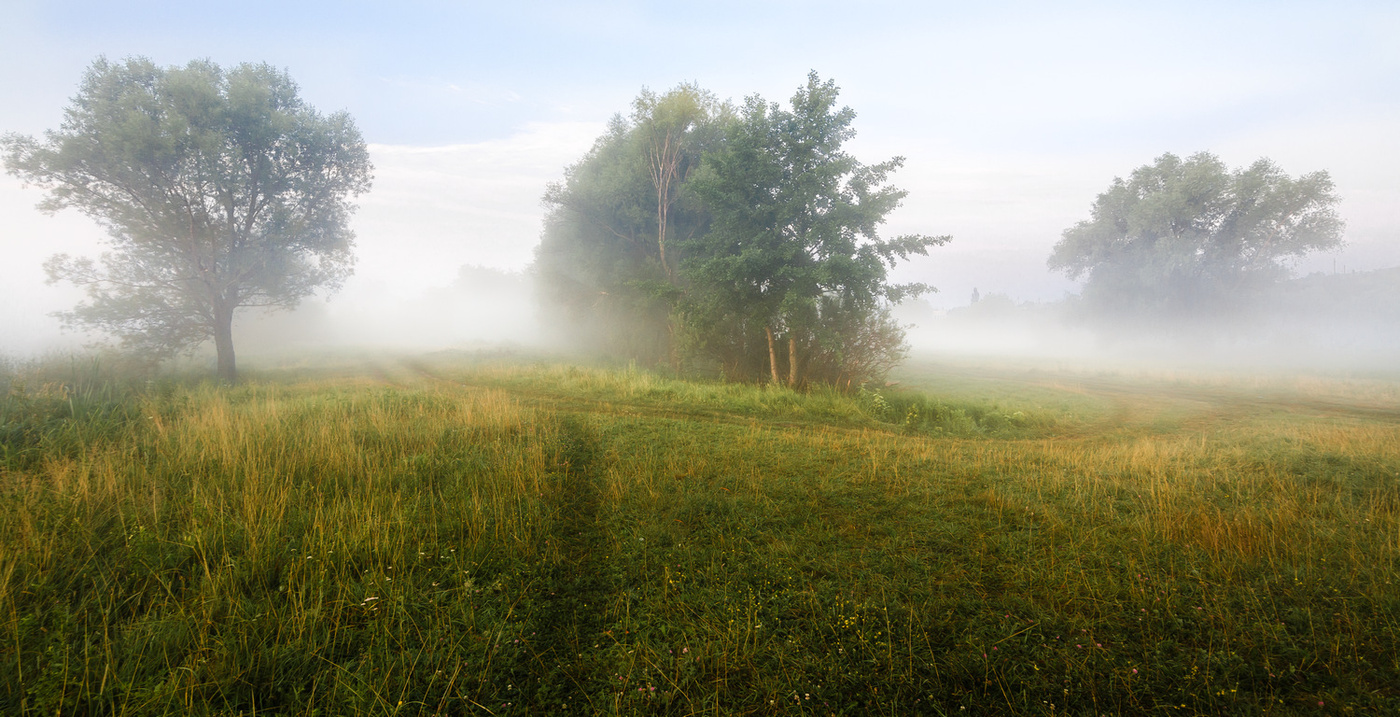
[523,416,611,712]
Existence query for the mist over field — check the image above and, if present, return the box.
[4,2,1399,378]
[232,265,545,355]
[211,264,1400,379]
[894,267,1400,374]
[5,6,1400,713]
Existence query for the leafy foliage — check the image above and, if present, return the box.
[1049,152,1343,324]
[536,75,947,387]
[535,87,728,366]
[684,73,947,386]
[2,57,372,381]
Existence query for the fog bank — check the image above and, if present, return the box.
[897,267,1400,375]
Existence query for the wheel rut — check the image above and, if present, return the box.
[518,415,612,711]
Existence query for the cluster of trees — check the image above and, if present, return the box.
[536,73,948,387]
[4,56,1351,385]
[8,60,941,388]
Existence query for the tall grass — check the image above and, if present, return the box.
[3,362,564,714]
[1,354,1397,714]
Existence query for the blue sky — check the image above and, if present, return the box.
[3,0,1398,352]
[10,1,1394,147]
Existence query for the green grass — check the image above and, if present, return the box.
[2,353,1398,715]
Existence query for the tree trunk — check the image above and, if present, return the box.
[787,335,800,388]
[666,315,680,375]
[766,325,781,385]
[213,300,237,384]
[651,130,678,283]
[658,193,672,282]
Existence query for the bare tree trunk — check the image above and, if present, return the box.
[213,299,237,384]
[766,325,781,385]
[657,179,672,282]
[649,131,678,283]
[787,335,800,388]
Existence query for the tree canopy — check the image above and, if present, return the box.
[535,74,947,387]
[3,57,372,381]
[685,73,947,387]
[1048,152,1343,323]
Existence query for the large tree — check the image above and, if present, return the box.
[535,85,727,365]
[3,57,372,381]
[685,73,947,387]
[1048,152,1343,323]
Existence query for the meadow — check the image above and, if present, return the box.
[1,352,1398,715]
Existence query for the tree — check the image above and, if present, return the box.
[1048,152,1343,323]
[685,72,947,387]
[3,57,372,382]
[632,83,725,282]
[535,85,727,366]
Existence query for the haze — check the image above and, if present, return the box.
[3,0,1398,368]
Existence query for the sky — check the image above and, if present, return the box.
[2,0,1398,355]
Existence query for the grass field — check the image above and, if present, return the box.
[2,352,1398,715]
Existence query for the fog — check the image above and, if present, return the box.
[2,2,1398,377]
[894,267,1400,376]
[232,265,545,355]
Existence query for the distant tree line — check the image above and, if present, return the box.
[535,73,948,388]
